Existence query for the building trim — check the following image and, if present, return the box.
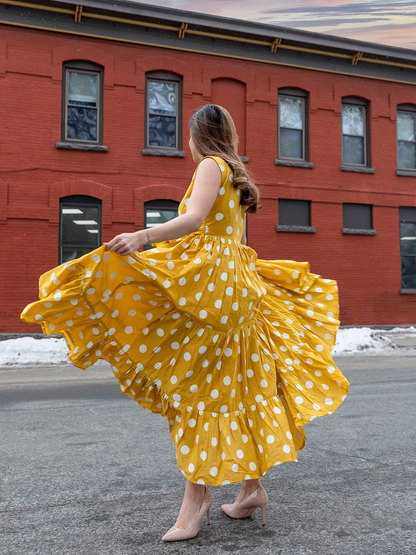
[1,1,416,87]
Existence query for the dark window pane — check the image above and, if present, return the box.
[343,135,364,164]
[401,255,416,288]
[398,140,416,169]
[61,205,100,246]
[62,246,96,263]
[67,107,97,141]
[146,208,178,227]
[399,207,416,223]
[278,199,310,226]
[343,204,372,229]
[148,115,177,148]
[149,81,177,115]
[279,128,303,159]
[400,222,416,255]
[144,202,178,250]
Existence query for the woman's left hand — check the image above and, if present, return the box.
[104,230,147,256]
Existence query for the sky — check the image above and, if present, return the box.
[132,0,416,50]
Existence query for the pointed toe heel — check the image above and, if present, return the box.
[162,486,213,542]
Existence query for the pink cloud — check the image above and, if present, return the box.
[134,0,416,49]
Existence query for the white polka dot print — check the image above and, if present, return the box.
[20,153,349,488]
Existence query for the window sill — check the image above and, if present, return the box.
[275,159,314,169]
[396,169,416,177]
[56,141,108,152]
[342,228,377,235]
[240,156,249,163]
[142,148,186,157]
[276,225,316,233]
[341,165,375,174]
[400,288,416,294]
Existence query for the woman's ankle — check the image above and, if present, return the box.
[241,479,261,492]
[184,481,206,499]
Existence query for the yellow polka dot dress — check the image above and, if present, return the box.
[20,155,350,486]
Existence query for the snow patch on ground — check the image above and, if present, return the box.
[0,326,415,367]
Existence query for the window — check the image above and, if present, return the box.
[144,199,179,250]
[62,61,103,145]
[59,195,101,264]
[276,199,316,233]
[341,97,369,166]
[278,88,308,161]
[397,104,416,170]
[145,72,182,152]
[399,207,416,290]
[342,203,376,235]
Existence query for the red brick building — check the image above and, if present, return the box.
[1,0,416,332]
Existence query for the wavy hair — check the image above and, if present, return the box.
[189,104,261,213]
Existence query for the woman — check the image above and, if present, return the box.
[21,104,350,542]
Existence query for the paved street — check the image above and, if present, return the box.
[0,355,415,555]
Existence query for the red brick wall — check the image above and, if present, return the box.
[1,25,415,332]
[211,78,246,156]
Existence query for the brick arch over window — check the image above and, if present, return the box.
[271,77,318,110]
[333,84,380,117]
[391,95,416,121]
[211,78,247,156]
[134,185,184,227]
[49,179,113,225]
[52,45,115,87]
[136,56,192,94]
[203,64,254,101]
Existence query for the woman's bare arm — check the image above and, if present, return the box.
[241,218,247,245]
[142,157,222,244]
[105,158,223,255]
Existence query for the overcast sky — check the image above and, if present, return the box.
[132,0,416,50]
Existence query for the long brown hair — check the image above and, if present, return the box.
[189,104,261,213]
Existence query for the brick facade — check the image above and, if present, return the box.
[1,19,416,332]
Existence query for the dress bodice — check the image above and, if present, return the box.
[178,155,245,242]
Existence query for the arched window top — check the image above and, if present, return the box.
[145,70,182,81]
[144,199,179,208]
[64,60,103,71]
[397,103,416,113]
[342,95,369,106]
[60,194,102,204]
[278,87,308,98]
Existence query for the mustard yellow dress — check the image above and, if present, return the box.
[20,155,350,486]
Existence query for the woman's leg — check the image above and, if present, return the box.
[232,478,262,504]
[174,479,207,529]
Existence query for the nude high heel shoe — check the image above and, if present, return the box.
[162,485,213,542]
[221,485,269,526]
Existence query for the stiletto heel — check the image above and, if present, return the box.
[260,503,267,526]
[162,485,213,542]
[221,485,269,526]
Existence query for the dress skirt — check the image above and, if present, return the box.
[20,156,350,486]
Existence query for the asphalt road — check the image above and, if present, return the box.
[0,355,415,555]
